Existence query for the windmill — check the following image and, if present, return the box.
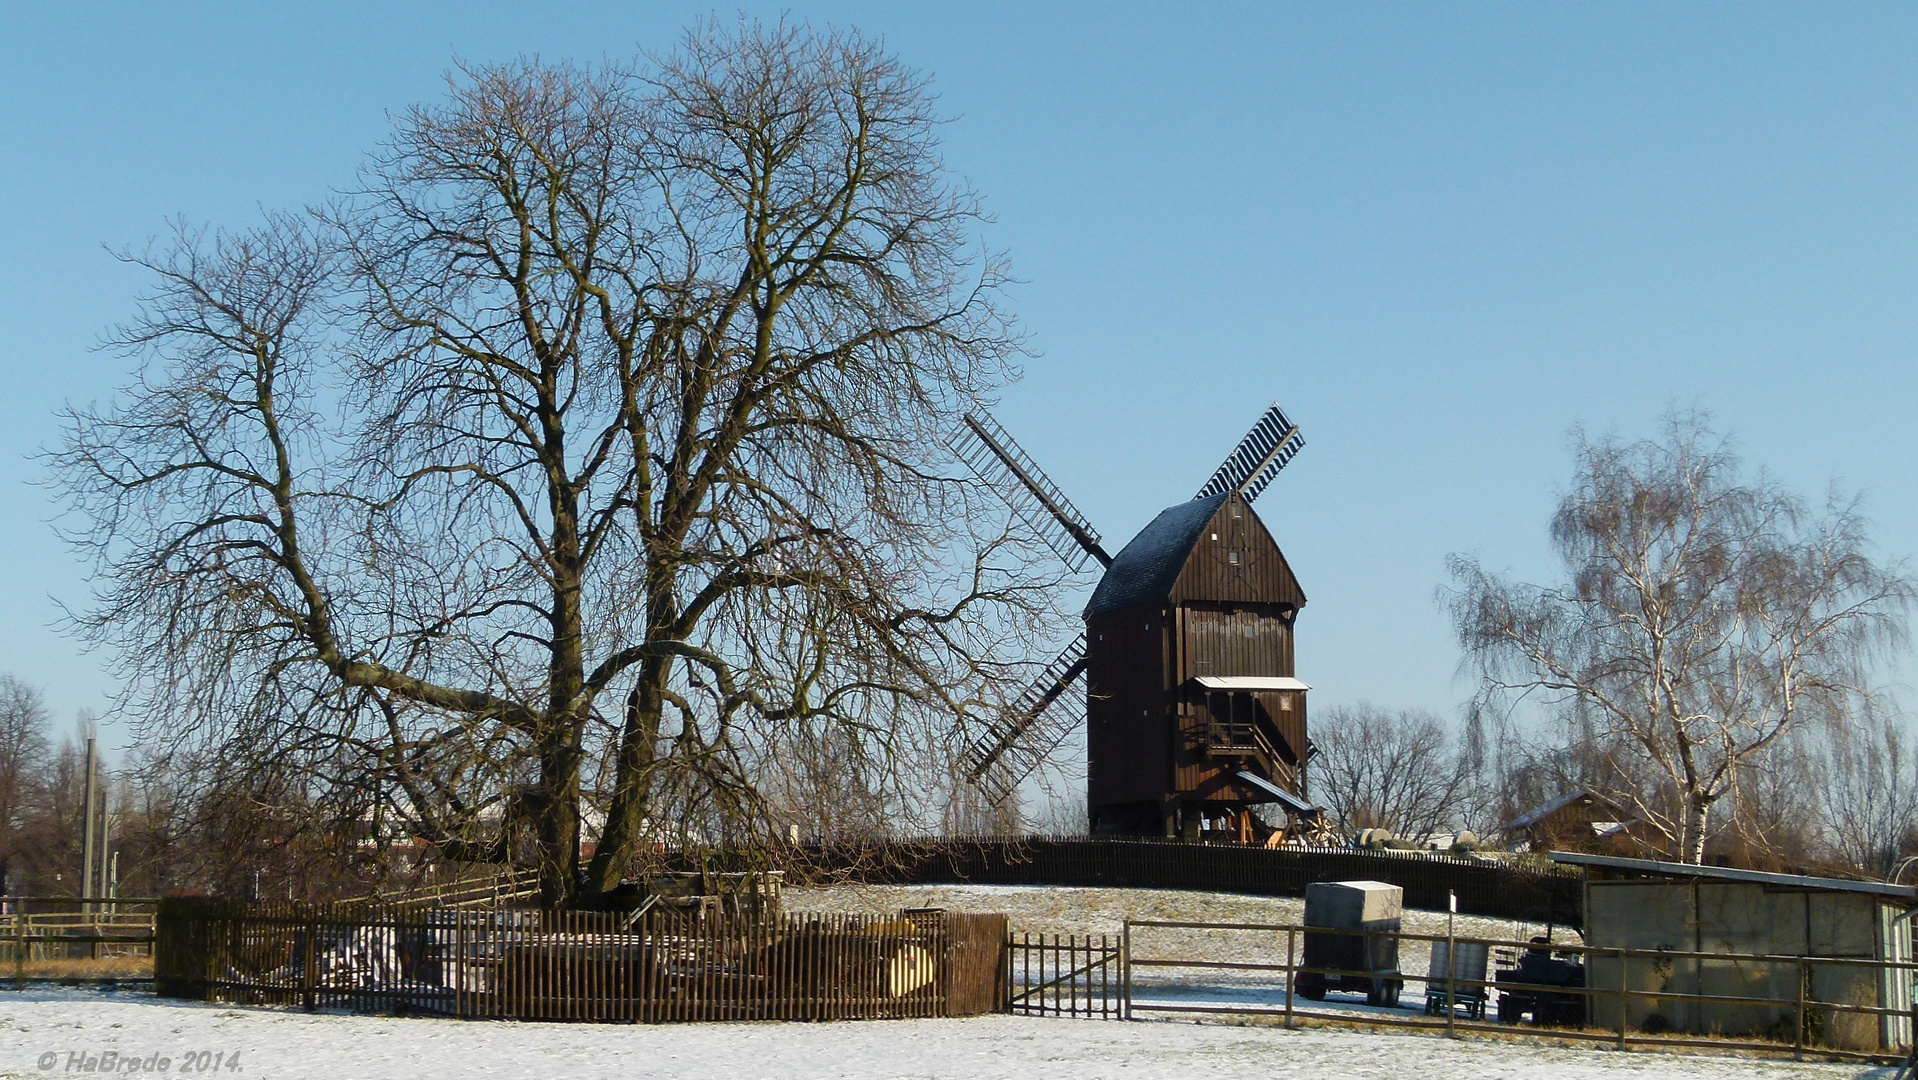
[956,402,1321,840]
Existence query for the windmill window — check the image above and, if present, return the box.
[1228,550,1241,565]
[1231,504,1243,519]
[1210,533,1218,541]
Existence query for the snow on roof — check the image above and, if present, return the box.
[1195,676,1311,692]
[1084,494,1228,616]
[1499,788,1620,833]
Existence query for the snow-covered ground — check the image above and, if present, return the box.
[790,882,1566,1011]
[0,988,1895,1080]
[787,881,1558,945]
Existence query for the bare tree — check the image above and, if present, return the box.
[1448,410,1914,864]
[1312,703,1472,844]
[1816,714,1918,878]
[0,676,50,892]
[52,22,1059,906]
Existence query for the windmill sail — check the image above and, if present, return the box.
[956,413,1112,572]
[1194,401,1305,503]
[961,637,1089,804]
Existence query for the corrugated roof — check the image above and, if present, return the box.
[1549,852,1918,901]
[1085,494,1229,616]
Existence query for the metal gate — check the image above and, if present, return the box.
[1007,932,1123,1018]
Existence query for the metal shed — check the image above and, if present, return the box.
[1553,852,1916,1053]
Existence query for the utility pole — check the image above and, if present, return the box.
[80,739,99,912]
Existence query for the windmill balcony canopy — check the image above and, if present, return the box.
[1191,676,1311,692]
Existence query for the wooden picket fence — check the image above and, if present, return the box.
[155,898,1005,1022]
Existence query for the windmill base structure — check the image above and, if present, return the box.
[958,402,1326,844]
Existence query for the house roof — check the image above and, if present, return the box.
[1085,494,1230,616]
[1549,852,1918,902]
[1499,788,1626,833]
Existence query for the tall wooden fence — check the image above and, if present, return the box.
[157,898,1005,1023]
[818,837,1583,922]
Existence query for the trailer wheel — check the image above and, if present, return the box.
[1296,973,1326,1001]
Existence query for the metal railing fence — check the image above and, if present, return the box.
[1118,918,1917,1065]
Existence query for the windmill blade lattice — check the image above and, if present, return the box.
[961,636,1089,804]
[1194,402,1305,503]
[955,413,1112,572]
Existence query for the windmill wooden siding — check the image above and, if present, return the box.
[1168,499,1306,611]
[1085,492,1310,836]
[1085,608,1171,816]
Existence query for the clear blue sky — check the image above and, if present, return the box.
[5,4,1918,757]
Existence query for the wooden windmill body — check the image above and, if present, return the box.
[1084,491,1310,838]
[955,404,1320,840]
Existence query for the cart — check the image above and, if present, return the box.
[1294,881,1405,1008]
[1422,939,1489,1020]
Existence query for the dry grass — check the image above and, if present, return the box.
[1,954,153,979]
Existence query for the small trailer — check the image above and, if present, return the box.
[1295,881,1404,1007]
[1422,939,1490,1020]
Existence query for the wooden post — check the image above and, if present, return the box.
[1446,890,1457,1039]
[1005,924,1020,1020]
[1617,947,1628,1051]
[301,920,316,1013]
[1795,956,1808,1060]
[13,909,23,987]
[454,911,465,1018]
[1121,920,1132,1021]
[1284,926,1296,1030]
[1102,932,1112,1020]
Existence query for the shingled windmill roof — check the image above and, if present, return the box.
[1084,494,1231,616]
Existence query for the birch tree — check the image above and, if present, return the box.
[1447,411,1912,864]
